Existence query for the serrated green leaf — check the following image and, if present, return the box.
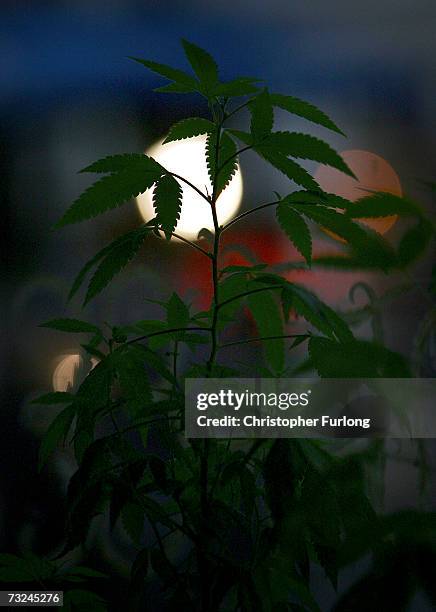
[166,292,190,330]
[249,89,274,141]
[79,153,161,175]
[40,318,100,334]
[282,190,351,210]
[57,155,163,227]
[31,391,75,405]
[114,345,152,419]
[276,203,312,264]
[309,337,410,377]
[152,174,183,239]
[217,273,251,326]
[216,78,261,97]
[397,219,433,267]
[346,192,423,218]
[283,284,353,342]
[227,128,253,145]
[84,227,149,305]
[68,228,150,302]
[246,284,284,373]
[129,56,199,89]
[163,117,214,143]
[39,404,76,470]
[206,130,238,197]
[181,39,219,96]
[292,204,396,269]
[271,93,345,135]
[259,132,355,178]
[259,149,320,191]
[229,128,321,191]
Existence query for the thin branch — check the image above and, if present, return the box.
[126,326,211,346]
[224,98,254,122]
[171,232,212,258]
[219,333,308,349]
[216,285,282,311]
[221,200,279,232]
[216,144,253,176]
[170,172,211,205]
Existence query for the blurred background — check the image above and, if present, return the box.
[1,1,435,609]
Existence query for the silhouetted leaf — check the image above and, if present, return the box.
[282,284,353,342]
[346,192,423,218]
[309,337,410,377]
[397,219,433,267]
[276,203,312,264]
[63,439,114,552]
[181,39,219,96]
[216,77,260,97]
[115,345,152,419]
[292,204,396,269]
[166,292,190,330]
[259,132,355,178]
[163,117,214,143]
[249,89,274,141]
[129,56,199,90]
[84,227,150,304]
[270,93,345,135]
[57,155,162,226]
[206,130,238,197]
[246,285,284,372]
[68,229,148,302]
[282,190,351,210]
[258,149,320,191]
[152,174,183,239]
[39,404,76,470]
[40,318,100,335]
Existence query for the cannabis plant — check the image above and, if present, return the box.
[5,40,436,611]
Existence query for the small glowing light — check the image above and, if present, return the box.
[136,135,243,240]
[52,353,83,392]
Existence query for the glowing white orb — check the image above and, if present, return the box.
[52,353,83,392]
[136,135,243,240]
[52,353,99,392]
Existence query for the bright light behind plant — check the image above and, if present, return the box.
[52,353,82,392]
[136,135,243,240]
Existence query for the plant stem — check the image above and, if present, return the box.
[198,98,226,612]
